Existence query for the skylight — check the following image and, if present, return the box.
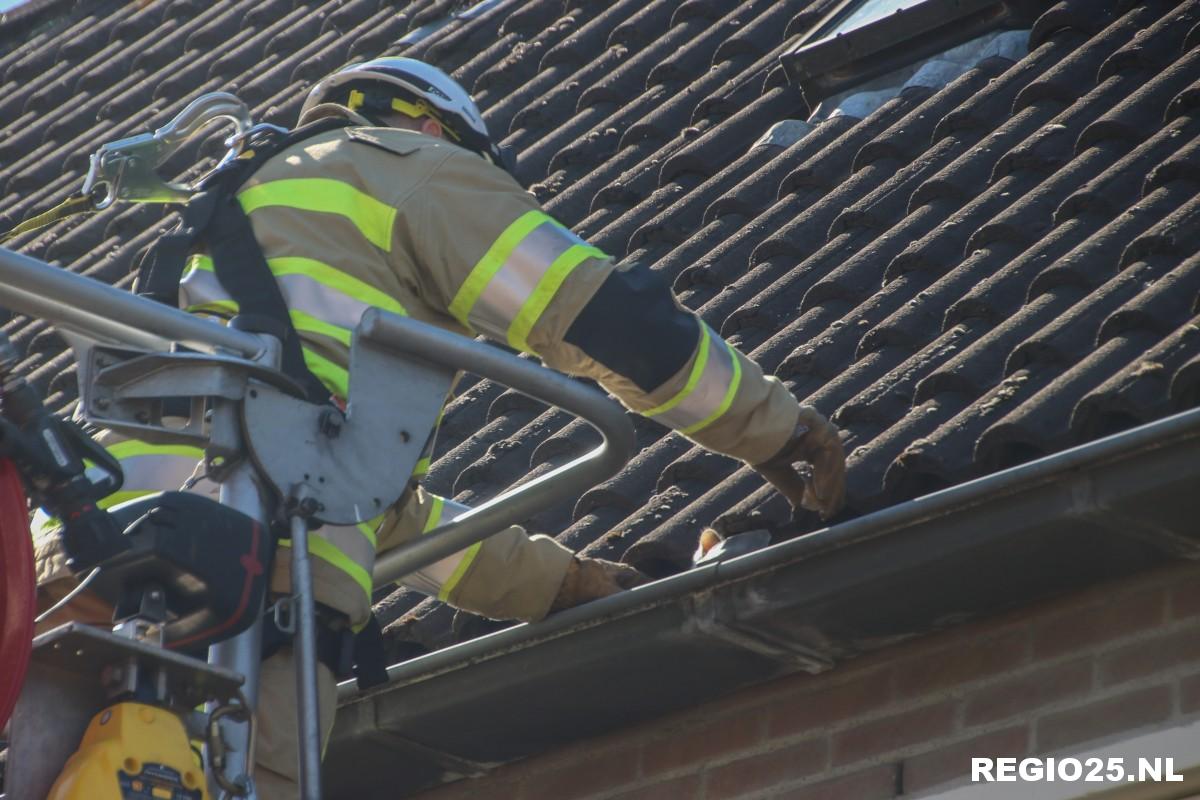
[810,28,1028,121]
[781,0,1040,118]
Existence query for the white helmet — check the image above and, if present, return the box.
[300,57,509,169]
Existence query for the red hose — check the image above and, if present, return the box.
[0,458,33,732]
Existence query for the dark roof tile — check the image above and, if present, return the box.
[917,293,1083,405]
[1059,115,1200,223]
[1072,263,1200,438]
[659,85,806,187]
[1012,6,1154,115]
[486,5,636,138]
[1081,48,1200,150]
[849,392,965,507]
[1098,255,1200,343]
[561,435,692,548]
[1006,244,1187,383]
[1097,0,1200,81]
[1119,189,1200,268]
[978,328,1162,470]
[1029,0,1118,48]
[4,0,1199,666]
[1170,350,1200,407]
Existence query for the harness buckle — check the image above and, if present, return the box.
[271,597,296,635]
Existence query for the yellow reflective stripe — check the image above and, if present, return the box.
[292,308,351,346]
[185,254,407,317]
[238,180,396,253]
[182,253,207,276]
[187,301,238,317]
[643,325,710,418]
[356,516,383,548]
[302,348,349,399]
[507,244,607,353]
[183,306,349,396]
[680,342,742,435]
[412,456,431,477]
[448,210,548,327]
[105,442,204,461]
[34,514,60,536]
[265,257,407,315]
[278,534,372,602]
[437,542,481,602]
[422,495,445,534]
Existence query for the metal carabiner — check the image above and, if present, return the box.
[81,92,255,208]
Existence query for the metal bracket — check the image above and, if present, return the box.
[684,589,836,674]
[242,331,455,525]
[78,344,303,445]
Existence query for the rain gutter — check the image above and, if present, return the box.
[324,407,1200,799]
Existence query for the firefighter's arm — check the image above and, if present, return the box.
[396,150,845,517]
[542,265,845,519]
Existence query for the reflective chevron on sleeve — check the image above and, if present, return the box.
[398,495,480,600]
[448,210,608,354]
[641,323,743,435]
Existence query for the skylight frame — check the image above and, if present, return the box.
[782,0,1042,114]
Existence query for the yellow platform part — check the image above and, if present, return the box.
[48,701,207,799]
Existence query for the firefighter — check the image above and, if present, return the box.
[34,58,846,796]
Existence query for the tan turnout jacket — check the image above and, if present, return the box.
[36,112,800,631]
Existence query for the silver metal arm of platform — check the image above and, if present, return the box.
[361,310,636,587]
[0,245,637,795]
[0,245,264,357]
[0,250,634,553]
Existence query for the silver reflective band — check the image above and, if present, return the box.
[646,324,741,435]
[181,264,378,334]
[179,267,233,313]
[469,220,589,340]
[275,272,373,331]
[401,497,472,598]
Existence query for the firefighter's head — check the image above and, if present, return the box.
[300,57,510,171]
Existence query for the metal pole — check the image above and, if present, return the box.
[209,459,268,798]
[288,488,323,800]
[0,246,263,357]
[362,310,635,587]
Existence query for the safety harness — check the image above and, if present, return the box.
[134,118,355,404]
[133,116,389,689]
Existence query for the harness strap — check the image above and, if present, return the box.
[351,613,389,690]
[134,190,221,305]
[207,176,332,403]
[261,607,389,690]
[0,192,97,246]
[134,118,354,403]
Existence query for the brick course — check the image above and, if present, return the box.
[900,725,1030,794]
[412,563,1200,800]
[962,659,1093,726]
[830,701,957,767]
[1035,685,1174,753]
[1183,671,1200,715]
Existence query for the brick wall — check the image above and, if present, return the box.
[412,562,1200,800]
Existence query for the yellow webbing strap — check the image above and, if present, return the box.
[0,193,96,245]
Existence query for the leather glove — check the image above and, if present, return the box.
[753,406,846,520]
[549,556,648,613]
